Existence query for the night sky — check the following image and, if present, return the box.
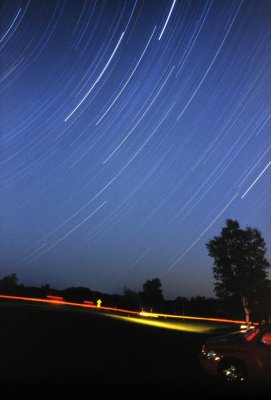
[1,0,270,299]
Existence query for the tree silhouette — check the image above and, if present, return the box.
[123,287,140,309]
[0,273,19,292]
[141,277,163,311]
[206,219,270,323]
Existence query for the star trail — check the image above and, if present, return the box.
[0,0,270,299]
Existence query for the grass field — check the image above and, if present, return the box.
[0,301,270,395]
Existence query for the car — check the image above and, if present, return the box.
[200,323,271,383]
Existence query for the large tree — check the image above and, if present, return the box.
[206,219,270,323]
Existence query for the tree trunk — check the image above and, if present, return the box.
[242,296,251,324]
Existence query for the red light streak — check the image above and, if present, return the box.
[0,294,96,308]
[0,294,255,325]
[0,294,138,315]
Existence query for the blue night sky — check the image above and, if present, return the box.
[1,0,270,299]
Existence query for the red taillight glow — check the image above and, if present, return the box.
[46,295,64,301]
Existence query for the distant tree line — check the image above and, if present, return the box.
[1,273,270,322]
[0,273,225,317]
[1,219,270,322]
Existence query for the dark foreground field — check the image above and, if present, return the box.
[0,301,270,397]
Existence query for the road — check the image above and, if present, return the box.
[0,301,270,395]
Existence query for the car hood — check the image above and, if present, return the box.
[205,331,244,345]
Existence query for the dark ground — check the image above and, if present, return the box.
[0,301,270,397]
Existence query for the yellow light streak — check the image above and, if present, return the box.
[105,314,217,333]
